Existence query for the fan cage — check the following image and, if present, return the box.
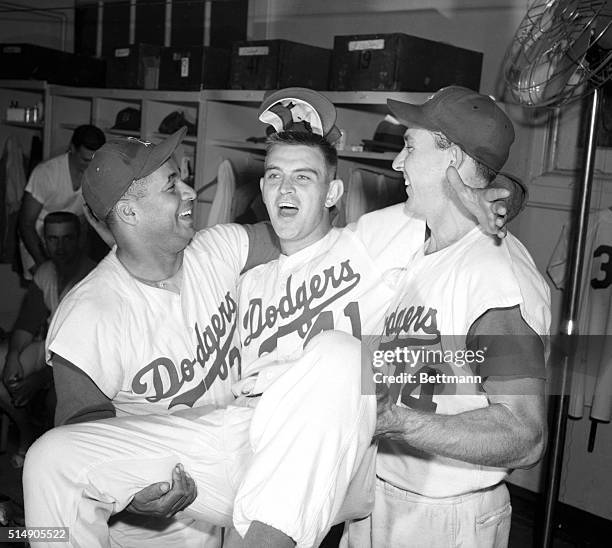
[503,0,612,107]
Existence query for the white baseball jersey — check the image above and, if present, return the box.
[377,228,551,497]
[46,223,249,415]
[237,203,426,393]
[548,208,612,421]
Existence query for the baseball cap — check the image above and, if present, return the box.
[83,127,186,220]
[258,87,341,144]
[387,86,515,173]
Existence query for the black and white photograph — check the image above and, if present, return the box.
[0,1,611,547]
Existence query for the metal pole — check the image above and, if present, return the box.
[540,88,601,547]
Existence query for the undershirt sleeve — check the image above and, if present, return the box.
[466,305,547,380]
[241,221,281,275]
[52,354,116,426]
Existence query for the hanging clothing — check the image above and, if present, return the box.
[207,159,237,227]
[0,136,27,263]
[547,208,612,422]
[344,168,404,224]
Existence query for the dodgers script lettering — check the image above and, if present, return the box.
[241,260,361,356]
[131,292,240,407]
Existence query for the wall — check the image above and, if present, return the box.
[0,0,74,51]
[247,0,530,95]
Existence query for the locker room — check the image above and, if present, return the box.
[0,1,611,547]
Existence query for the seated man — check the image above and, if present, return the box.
[345,87,551,548]
[1,211,94,467]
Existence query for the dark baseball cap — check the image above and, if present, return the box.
[258,87,341,144]
[387,86,515,173]
[83,127,186,220]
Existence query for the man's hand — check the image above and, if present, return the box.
[373,371,396,438]
[83,204,116,248]
[2,353,23,389]
[126,464,197,518]
[447,166,509,239]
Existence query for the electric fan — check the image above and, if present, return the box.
[500,1,612,546]
[503,0,612,107]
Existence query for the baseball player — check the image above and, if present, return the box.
[24,90,521,548]
[24,128,280,548]
[344,87,551,547]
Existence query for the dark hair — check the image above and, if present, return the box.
[71,125,106,151]
[265,131,338,178]
[43,211,80,234]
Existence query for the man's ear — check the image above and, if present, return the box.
[259,177,264,192]
[114,199,137,226]
[449,145,465,169]
[325,179,344,208]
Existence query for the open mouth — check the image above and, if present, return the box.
[179,207,193,220]
[278,201,299,217]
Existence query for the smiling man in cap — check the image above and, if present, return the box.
[23,127,283,548]
[342,86,551,548]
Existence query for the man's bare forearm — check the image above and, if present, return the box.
[376,398,545,469]
[19,222,46,266]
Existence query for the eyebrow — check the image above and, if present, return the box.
[264,164,320,176]
[403,134,415,146]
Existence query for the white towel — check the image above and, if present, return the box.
[207,159,237,227]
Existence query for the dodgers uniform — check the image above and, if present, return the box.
[24,205,425,548]
[344,228,551,548]
[25,223,258,548]
[231,204,425,541]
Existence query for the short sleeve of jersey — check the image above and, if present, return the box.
[46,286,125,399]
[547,224,568,290]
[189,223,249,274]
[25,156,58,205]
[443,233,550,340]
[345,203,426,267]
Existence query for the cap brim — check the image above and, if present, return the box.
[387,99,440,133]
[138,126,187,179]
[259,88,336,135]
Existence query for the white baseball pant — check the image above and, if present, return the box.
[24,331,376,548]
